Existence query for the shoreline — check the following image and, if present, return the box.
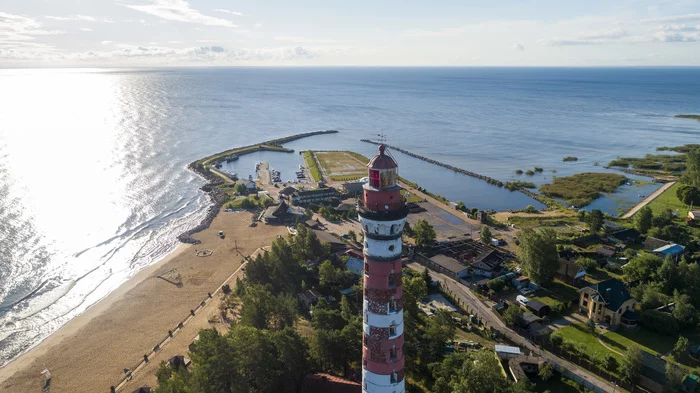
[0,242,190,382]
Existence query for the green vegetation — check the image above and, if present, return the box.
[607,153,687,172]
[562,156,578,162]
[227,195,273,209]
[539,172,627,206]
[301,151,323,182]
[648,183,692,217]
[480,226,493,245]
[399,176,419,189]
[657,143,700,153]
[412,219,437,248]
[314,151,367,181]
[518,227,559,285]
[515,169,524,175]
[534,167,544,173]
[552,324,623,370]
[525,169,535,176]
[675,114,700,121]
[401,188,424,203]
[602,328,676,357]
[505,214,579,229]
[504,181,536,191]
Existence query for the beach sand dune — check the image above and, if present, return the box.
[0,210,286,393]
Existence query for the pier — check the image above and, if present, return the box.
[621,181,676,219]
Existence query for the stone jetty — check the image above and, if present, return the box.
[360,139,554,207]
[178,130,339,244]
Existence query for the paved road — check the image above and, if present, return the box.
[621,181,675,219]
[407,262,626,393]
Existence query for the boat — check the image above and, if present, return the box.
[225,155,239,162]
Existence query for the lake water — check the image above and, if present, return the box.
[1,67,699,365]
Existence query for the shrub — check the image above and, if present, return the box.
[525,170,535,176]
[563,156,578,162]
[640,309,679,336]
[515,169,524,175]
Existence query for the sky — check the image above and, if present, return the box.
[1,0,699,67]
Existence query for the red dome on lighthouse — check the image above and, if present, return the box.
[367,144,398,170]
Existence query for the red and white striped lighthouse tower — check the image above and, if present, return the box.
[359,144,408,393]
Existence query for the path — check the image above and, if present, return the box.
[597,337,624,357]
[621,181,675,219]
[407,262,627,393]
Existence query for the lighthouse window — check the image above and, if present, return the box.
[389,298,397,313]
[390,345,397,360]
[388,244,395,251]
[369,169,380,187]
[388,272,395,287]
[390,224,397,234]
[389,322,397,336]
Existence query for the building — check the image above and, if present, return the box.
[261,201,289,224]
[689,210,700,222]
[291,187,340,205]
[495,345,522,360]
[298,289,324,310]
[346,254,365,276]
[608,228,641,244]
[313,230,348,253]
[525,299,551,317]
[653,243,686,261]
[555,258,587,285]
[245,181,257,192]
[470,249,504,278]
[358,145,407,393]
[342,181,366,196]
[578,278,638,328]
[428,254,469,278]
[279,186,297,199]
[683,374,699,393]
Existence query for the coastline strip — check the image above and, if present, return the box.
[621,181,676,219]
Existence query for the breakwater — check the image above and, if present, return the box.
[360,139,559,208]
[178,130,339,244]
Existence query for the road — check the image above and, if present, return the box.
[407,262,626,393]
[621,181,675,219]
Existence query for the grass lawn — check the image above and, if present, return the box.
[295,317,314,338]
[315,151,367,179]
[532,373,589,393]
[586,268,624,284]
[535,280,580,306]
[648,182,692,217]
[401,188,424,203]
[454,327,497,348]
[557,324,624,365]
[602,328,676,356]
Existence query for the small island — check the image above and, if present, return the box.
[675,114,700,121]
[562,156,578,162]
[539,172,627,207]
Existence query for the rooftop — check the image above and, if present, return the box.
[585,278,633,312]
[430,254,467,274]
[653,243,685,255]
[495,345,521,355]
[367,144,398,170]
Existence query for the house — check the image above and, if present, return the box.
[345,255,364,276]
[653,243,686,261]
[495,345,522,360]
[298,289,323,310]
[313,230,348,253]
[555,258,587,285]
[525,299,551,317]
[595,247,616,259]
[291,187,340,205]
[521,312,543,327]
[261,201,289,224]
[512,276,531,289]
[507,357,546,383]
[645,236,673,252]
[608,228,641,244]
[279,186,297,199]
[689,210,700,222]
[639,350,666,393]
[245,181,257,192]
[470,250,504,278]
[341,181,365,196]
[301,373,361,393]
[578,278,638,328]
[429,254,469,278]
[305,219,323,230]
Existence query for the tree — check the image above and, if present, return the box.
[234,182,248,194]
[673,290,698,327]
[339,295,353,322]
[577,210,586,222]
[524,205,538,214]
[586,209,604,233]
[487,278,507,293]
[549,331,563,348]
[635,206,653,234]
[575,257,597,272]
[586,318,596,334]
[677,184,700,205]
[319,260,339,287]
[456,201,467,212]
[604,353,619,373]
[480,226,493,245]
[671,336,689,361]
[664,361,685,393]
[683,148,700,188]
[620,345,644,384]
[450,351,513,393]
[421,309,457,365]
[422,267,432,287]
[413,219,436,248]
[517,228,559,285]
[538,362,554,382]
[658,255,681,295]
[347,230,357,243]
[623,252,663,284]
[503,305,524,327]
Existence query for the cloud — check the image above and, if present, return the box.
[0,12,63,43]
[213,9,244,16]
[639,13,700,24]
[513,43,524,51]
[101,40,113,45]
[0,43,320,64]
[79,28,94,32]
[46,15,96,22]
[123,0,237,27]
[273,35,346,44]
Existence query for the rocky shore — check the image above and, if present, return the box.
[178,130,339,244]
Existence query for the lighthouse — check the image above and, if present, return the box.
[359,144,408,393]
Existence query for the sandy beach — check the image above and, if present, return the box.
[0,210,286,393]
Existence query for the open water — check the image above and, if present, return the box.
[1,67,699,365]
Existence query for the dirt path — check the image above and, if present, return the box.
[621,181,675,219]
